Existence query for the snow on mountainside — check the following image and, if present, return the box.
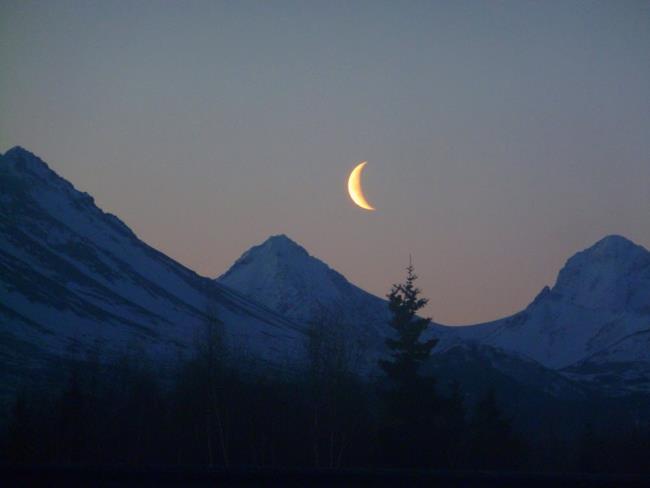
[218,234,389,327]
[561,329,650,394]
[216,230,650,392]
[448,235,650,375]
[217,234,392,371]
[554,235,650,313]
[216,235,585,393]
[423,342,587,404]
[0,147,307,400]
[3,145,650,399]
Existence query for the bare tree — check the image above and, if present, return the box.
[195,304,230,467]
[306,304,365,468]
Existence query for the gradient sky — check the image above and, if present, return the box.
[2,1,649,324]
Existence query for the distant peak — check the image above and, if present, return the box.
[2,145,53,177]
[217,234,310,281]
[5,145,34,156]
[552,234,650,310]
[4,146,43,164]
[265,234,297,245]
[587,235,641,254]
[259,234,309,256]
[560,234,648,273]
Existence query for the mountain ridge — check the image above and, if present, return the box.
[3,146,650,398]
[219,230,650,391]
[0,146,310,401]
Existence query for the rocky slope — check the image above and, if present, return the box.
[0,146,307,401]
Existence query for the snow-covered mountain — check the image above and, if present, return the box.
[447,235,650,370]
[3,145,650,399]
[217,234,392,371]
[218,231,650,394]
[0,147,308,401]
[430,235,650,393]
[218,234,389,327]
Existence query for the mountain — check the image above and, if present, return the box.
[437,235,650,393]
[217,235,602,399]
[218,234,389,326]
[421,342,593,434]
[218,234,392,371]
[553,235,650,313]
[3,145,650,400]
[448,235,650,367]
[218,231,650,394]
[0,146,308,401]
[561,329,650,395]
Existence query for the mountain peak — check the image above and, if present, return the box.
[4,145,36,158]
[2,145,54,179]
[218,235,387,325]
[266,233,294,243]
[218,234,316,286]
[561,235,648,272]
[259,234,309,257]
[552,235,650,311]
[586,234,641,256]
[1,145,136,240]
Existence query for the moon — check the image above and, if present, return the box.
[347,161,376,211]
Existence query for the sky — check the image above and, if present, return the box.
[1,1,649,325]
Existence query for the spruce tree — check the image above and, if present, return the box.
[379,259,437,384]
[377,259,440,467]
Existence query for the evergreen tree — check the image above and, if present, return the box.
[377,259,440,467]
[379,259,437,384]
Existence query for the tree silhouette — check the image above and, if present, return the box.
[379,259,437,384]
[377,259,441,467]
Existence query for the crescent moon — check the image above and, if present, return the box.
[347,161,376,211]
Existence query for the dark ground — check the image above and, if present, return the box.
[2,467,650,487]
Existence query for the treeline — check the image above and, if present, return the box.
[2,266,650,473]
[2,326,650,472]
[0,346,521,469]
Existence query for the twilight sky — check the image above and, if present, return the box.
[1,1,649,325]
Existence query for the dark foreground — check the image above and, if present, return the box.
[2,467,650,487]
